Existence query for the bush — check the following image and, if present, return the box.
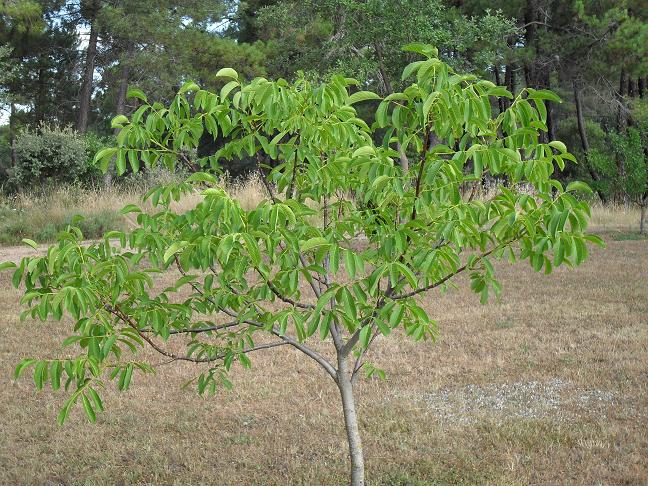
[9,124,104,189]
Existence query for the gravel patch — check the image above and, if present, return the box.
[387,378,627,424]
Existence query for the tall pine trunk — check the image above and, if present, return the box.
[77,20,99,133]
[616,68,629,205]
[573,80,606,203]
[9,102,17,168]
[104,61,131,186]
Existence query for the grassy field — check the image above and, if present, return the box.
[0,224,646,484]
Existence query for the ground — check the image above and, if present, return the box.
[0,236,646,485]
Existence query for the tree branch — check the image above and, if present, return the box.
[254,267,315,309]
[106,303,289,363]
[392,242,513,300]
[171,256,337,379]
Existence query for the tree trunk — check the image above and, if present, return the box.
[35,65,46,123]
[617,68,628,132]
[628,78,636,98]
[104,60,131,186]
[574,81,590,156]
[77,20,99,133]
[616,69,629,205]
[9,102,17,168]
[494,65,505,114]
[573,80,607,203]
[640,204,646,235]
[114,61,130,123]
[337,357,364,486]
[504,62,515,111]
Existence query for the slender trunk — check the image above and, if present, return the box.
[617,68,628,132]
[77,20,99,133]
[616,69,628,205]
[35,66,46,123]
[573,81,591,155]
[639,77,645,98]
[337,357,364,486]
[494,65,505,114]
[573,80,607,203]
[546,96,555,142]
[9,102,17,168]
[114,62,130,122]
[640,204,646,235]
[105,60,131,186]
[504,62,515,110]
[373,42,393,96]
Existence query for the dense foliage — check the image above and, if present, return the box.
[9,124,103,188]
[2,48,603,484]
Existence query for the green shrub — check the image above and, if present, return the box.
[9,124,104,188]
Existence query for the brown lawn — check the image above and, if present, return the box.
[0,237,646,485]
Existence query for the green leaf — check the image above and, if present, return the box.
[82,394,96,423]
[346,90,381,105]
[120,204,141,215]
[163,241,188,263]
[21,238,38,250]
[14,358,37,380]
[179,81,200,94]
[215,68,238,80]
[93,147,118,166]
[186,172,218,184]
[528,88,562,103]
[111,115,129,129]
[0,261,16,272]
[548,141,567,153]
[359,325,372,348]
[344,250,356,280]
[584,234,605,247]
[126,88,147,102]
[402,43,438,58]
[220,80,239,99]
[301,237,330,253]
[566,181,593,194]
[57,400,73,426]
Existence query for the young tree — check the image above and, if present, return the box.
[3,46,601,485]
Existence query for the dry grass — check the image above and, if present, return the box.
[0,236,647,484]
[589,203,643,233]
[0,175,267,245]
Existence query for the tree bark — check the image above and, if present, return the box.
[640,204,646,235]
[35,65,46,123]
[504,62,515,110]
[573,80,607,203]
[574,81,590,156]
[337,355,364,486]
[494,65,505,114]
[617,68,628,132]
[114,61,130,123]
[104,60,131,186]
[77,19,99,133]
[9,102,17,168]
[616,68,629,205]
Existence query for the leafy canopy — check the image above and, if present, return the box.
[3,45,602,424]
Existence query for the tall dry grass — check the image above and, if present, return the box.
[0,174,268,246]
[0,173,643,247]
